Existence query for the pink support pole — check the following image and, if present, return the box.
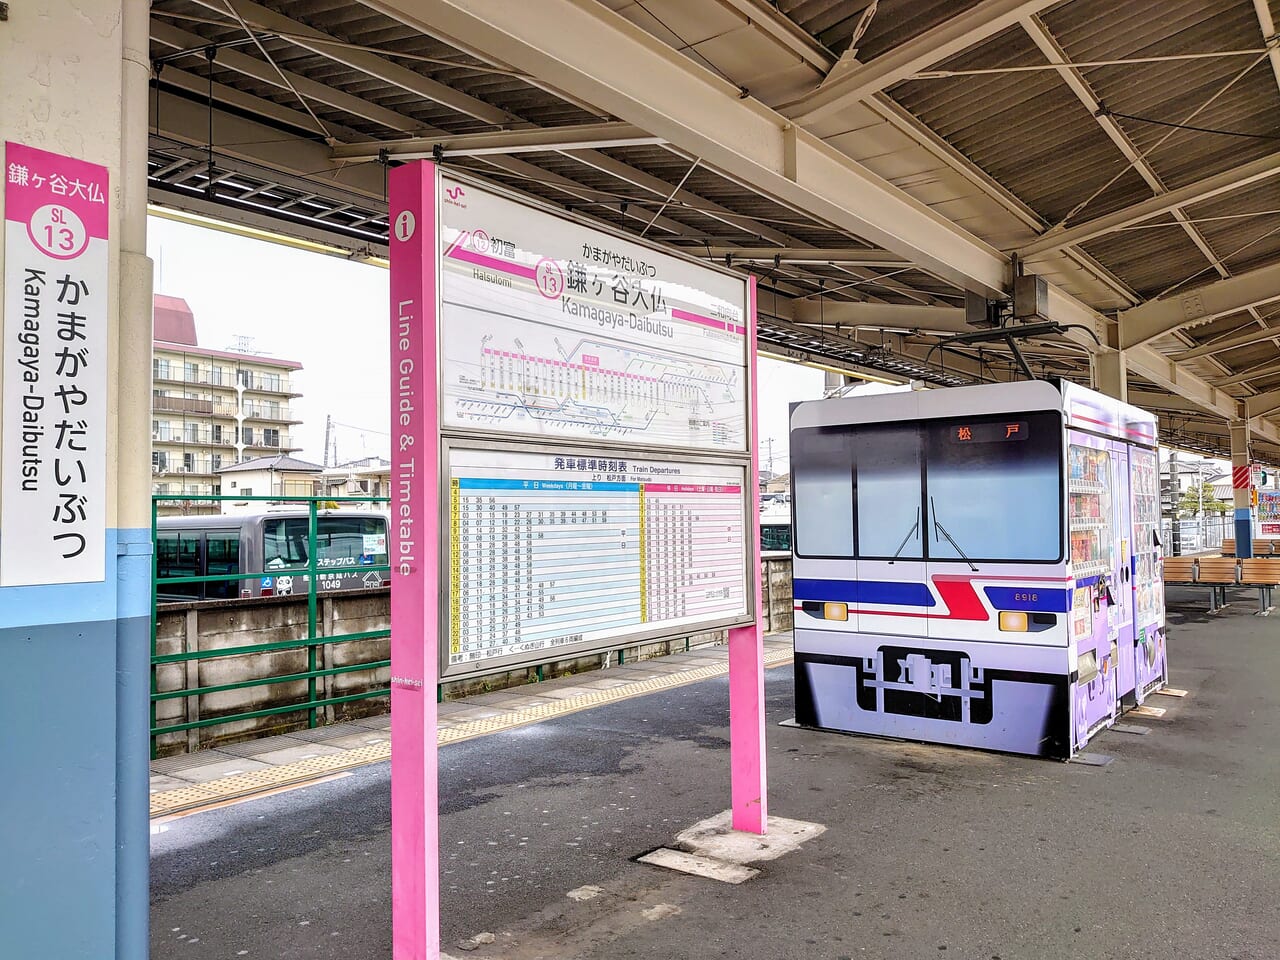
[729,275,767,835]
[388,160,441,960]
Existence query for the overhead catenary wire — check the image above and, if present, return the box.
[1102,110,1280,142]
[910,49,1276,78]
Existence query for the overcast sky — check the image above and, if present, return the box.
[147,215,826,471]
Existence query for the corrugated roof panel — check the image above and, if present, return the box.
[778,0,988,60]
[1080,214,1216,297]
[1043,0,1280,189]
[886,24,1154,224]
[1125,68,1280,191]
[599,147,870,247]
[1219,342,1280,374]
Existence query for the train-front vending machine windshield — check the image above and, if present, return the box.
[789,379,1166,759]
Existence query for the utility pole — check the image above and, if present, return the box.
[323,414,332,468]
[762,437,775,476]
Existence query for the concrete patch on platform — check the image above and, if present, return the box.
[1111,723,1152,736]
[637,848,759,884]
[638,809,825,885]
[674,809,826,866]
[1069,752,1114,766]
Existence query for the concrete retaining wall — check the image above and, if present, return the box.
[154,556,794,756]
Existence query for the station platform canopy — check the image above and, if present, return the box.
[145,0,1280,461]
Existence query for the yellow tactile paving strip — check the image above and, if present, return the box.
[150,646,794,819]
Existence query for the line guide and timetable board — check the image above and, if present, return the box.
[389,161,766,958]
[430,170,756,679]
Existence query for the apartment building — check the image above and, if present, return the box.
[152,295,303,514]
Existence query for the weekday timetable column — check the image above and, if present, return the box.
[452,477,643,665]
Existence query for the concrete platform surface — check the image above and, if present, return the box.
[150,589,1278,959]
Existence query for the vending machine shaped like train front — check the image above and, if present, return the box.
[789,380,1167,759]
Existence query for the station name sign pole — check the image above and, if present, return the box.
[389,160,766,958]
[729,276,765,833]
[389,161,441,960]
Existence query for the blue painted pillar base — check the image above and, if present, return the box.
[0,528,151,960]
[1235,508,1254,559]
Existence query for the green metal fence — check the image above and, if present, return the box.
[150,495,392,757]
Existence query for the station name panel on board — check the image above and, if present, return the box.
[433,171,755,678]
[438,174,748,453]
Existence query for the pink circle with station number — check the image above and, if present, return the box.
[28,203,89,260]
[535,258,565,299]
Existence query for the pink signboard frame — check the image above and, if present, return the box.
[389,161,442,959]
[388,161,765,958]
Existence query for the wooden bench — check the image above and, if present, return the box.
[1162,557,1197,585]
[1239,558,1280,614]
[1195,557,1241,611]
[1221,538,1280,558]
[1164,557,1239,611]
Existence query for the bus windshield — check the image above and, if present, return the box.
[263,514,389,571]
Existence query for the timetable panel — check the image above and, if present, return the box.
[444,445,750,676]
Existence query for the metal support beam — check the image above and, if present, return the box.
[715,0,835,75]
[1213,358,1280,387]
[790,300,971,334]
[1128,389,1225,415]
[151,90,386,200]
[331,123,663,160]
[378,0,1280,435]
[473,154,691,238]
[157,66,363,143]
[151,20,428,134]
[780,0,1060,125]
[1247,390,1280,419]
[1018,150,1280,258]
[558,150,792,243]
[1020,15,1232,288]
[865,92,1141,310]
[186,0,525,127]
[1230,419,1255,557]
[1253,0,1280,135]
[1120,259,1280,349]
[696,246,910,266]
[1093,349,1127,402]
[1175,323,1280,361]
[365,0,1012,298]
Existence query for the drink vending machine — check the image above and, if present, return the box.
[789,379,1167,759]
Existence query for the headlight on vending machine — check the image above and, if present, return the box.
[823,602,849,621]
[998,611,1028,632]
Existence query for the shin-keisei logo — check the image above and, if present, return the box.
[444,184,467,208]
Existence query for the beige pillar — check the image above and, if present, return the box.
[0,1,154,956]
[1093,348,1127,402]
